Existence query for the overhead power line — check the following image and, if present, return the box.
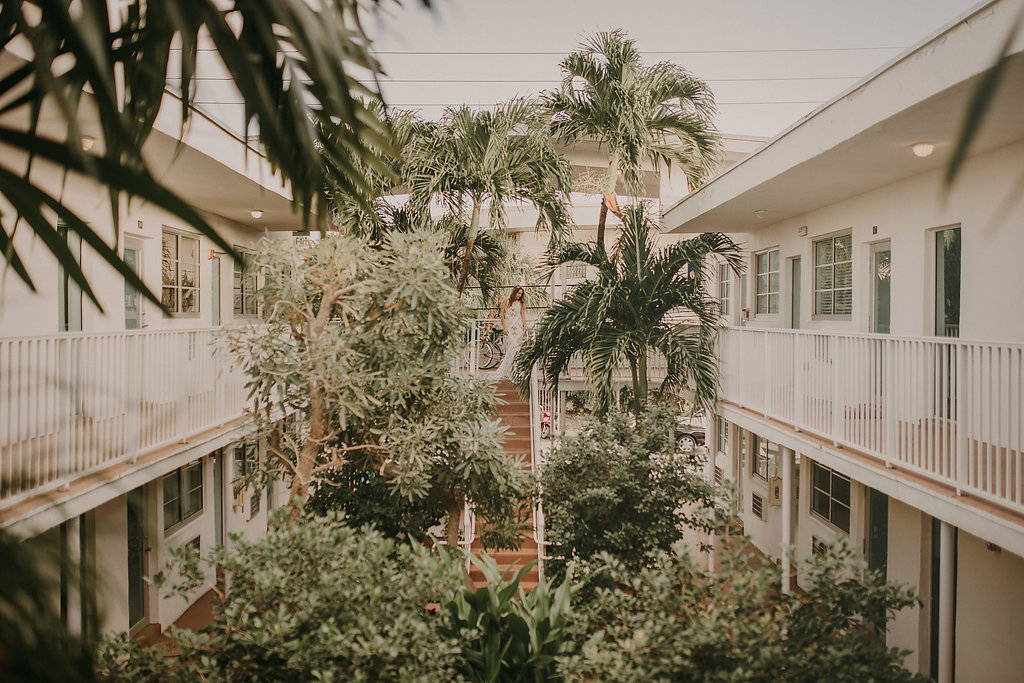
[367,46,907,56]
[192,100,828,107]
[169,75,863,84]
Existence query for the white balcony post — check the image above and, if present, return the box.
[883,338,896,468]
[938,520,955,683]
[780,446,794,593]
[832,337,843,446]
[794,333,805,431]
[955,343,968,495]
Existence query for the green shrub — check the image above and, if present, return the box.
[538,404,715,584]
[558,542,925,682]
[99,510,465,682]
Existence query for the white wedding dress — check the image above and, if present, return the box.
[496,302,525,378]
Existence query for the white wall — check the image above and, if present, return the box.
[714,139,1024,343]
[885,499,930,675]
[955,531,1024,682]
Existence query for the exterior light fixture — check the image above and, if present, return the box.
[81,136,96,151]
[250,209,264,219]
[911,142,935,158]
[754,209,768,220]
[798,226,808,237]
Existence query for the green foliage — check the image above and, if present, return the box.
[306,464,446,542]
[0,530,98,682]
[558,542,925,682]
[0,0,399,310]
[537,405,715,584]
[99,511,466,682]
[444,553,576,683]
[513,204,742,413]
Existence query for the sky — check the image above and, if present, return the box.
[362,0,986,138]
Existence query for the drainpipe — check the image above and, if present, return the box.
[780,447,794,593]
[938,521,955,683]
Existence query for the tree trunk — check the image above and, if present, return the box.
[456,201,482,293]
[446,498,463,552]
[288,384,327,515]
[596,197,609,252]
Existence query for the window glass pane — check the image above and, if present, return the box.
[834,289,853,315]
[832,503,851,533]
[768,293,779,314]
[182,289,196,312]
[164,472,179,499]
[835,234,852,261]
[813,463,830,491]
[768,272,779,293]
[185,463,202,490]
[769,249,779,271]
[835,262,852,288]
[812,490,830,518]
[815,266,833,290]
[757,252,768,273]
[163,500,180,530]
[162,287,177,311]
[756,294,767,314]
[184,489,203,518]
[815,291,832,316]
[162,233,177,261]
[832,475,851,505]
[815,240,833,265]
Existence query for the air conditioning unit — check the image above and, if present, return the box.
[768,477,783,506]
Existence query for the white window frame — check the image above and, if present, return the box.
[813,232,853,317]
[810,462,851,533]
[718,263,731,316]
[163,461,203,533]
[751,435,777,481]
[162,229,201,316]
[233,248,259,317]
[755,249,780,315]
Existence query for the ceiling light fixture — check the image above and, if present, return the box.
[250,209,264,219]
[80,136,96,151]
[911,142,935,158]
[754,209,768,220]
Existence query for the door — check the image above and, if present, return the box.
[871,243,891,334]
[790,257,801,329]
[124,239,143,329]
[126,486,147,630]
[866,488,889,633]
[211,256,222,327]
[935,227,961,337]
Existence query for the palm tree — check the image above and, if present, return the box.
[512,204,742,414]
[407,99,572,293]
[0,0,403,311]
[542,30,720,251]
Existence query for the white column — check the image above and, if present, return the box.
[780,447,794,593]
[705,416,718,573]
[938,521,955,683]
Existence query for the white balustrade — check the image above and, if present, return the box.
[0,329,247,501]
[719,327,1024,513]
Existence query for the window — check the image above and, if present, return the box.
[814,233,852,316]
[752,435,777,480]
[162,230,200,314]
[935,227,961,337]
[717,418,729,455]
[163,461,203,531]
[810,462,851,533]
[755,249,779,314]
[718,264,731,315]
[234,443,260,516]
[233,250,258,316]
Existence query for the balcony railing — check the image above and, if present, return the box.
[719,327,1024,514]
[0,329,247,502]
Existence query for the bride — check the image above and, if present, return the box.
[496,285,528,378]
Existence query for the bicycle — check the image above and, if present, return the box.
[478,325,505,370]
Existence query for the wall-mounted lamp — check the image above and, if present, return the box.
[911,142,935,158]
[797,226,808,237]
[249,209,264,219]
[80,136,96,151]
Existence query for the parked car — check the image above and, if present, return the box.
[675,411,707,450]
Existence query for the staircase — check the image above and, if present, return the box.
[468,379,541,590]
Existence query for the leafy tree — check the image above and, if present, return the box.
[513,204,742,414]
[542,30,719,250]
[222,232,526,549]
[99,511,466,682]
[407,98,573,292]
[558,543,925,682]
[0,0,401,310]
[537,405,715,585]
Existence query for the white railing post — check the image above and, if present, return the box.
[831,336,843,446]
[955,342,968,495]
[883,337,896,468]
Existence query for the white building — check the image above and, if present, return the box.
[663,1,1024,680]
[0,59,301,636]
